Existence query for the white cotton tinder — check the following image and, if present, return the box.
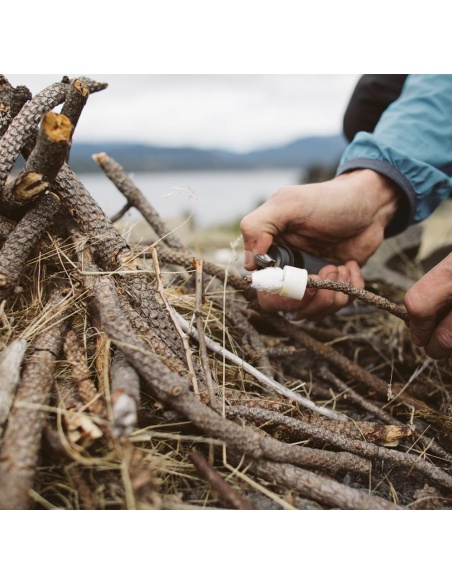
[250,266,308,300]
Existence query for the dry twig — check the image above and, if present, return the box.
[93,152,185,249]
[188,449,255,510]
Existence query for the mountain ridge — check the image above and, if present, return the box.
[68,133,348,173]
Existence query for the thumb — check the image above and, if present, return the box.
[240,221,276,271]
[404,256,452,346]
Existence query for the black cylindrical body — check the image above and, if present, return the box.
[267,244,337,274]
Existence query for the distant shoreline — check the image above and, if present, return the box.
[64,133,347,174]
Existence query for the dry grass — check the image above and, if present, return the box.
[1,225,451,510]
[1,74,451,511]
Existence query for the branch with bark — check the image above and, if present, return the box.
[0,75,450,510]
[2,112,72,212]
[0,290,70,509]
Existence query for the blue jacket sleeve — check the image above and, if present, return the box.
[336,74,452,237]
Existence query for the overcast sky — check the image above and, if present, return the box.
[4,74,360,152]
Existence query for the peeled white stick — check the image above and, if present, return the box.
[250,266,308,300]
[110,350,141,437]
[175,312,346,421]
[0,339,27,437]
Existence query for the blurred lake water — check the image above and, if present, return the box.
[79,168,302,230]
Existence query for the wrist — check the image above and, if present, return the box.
[336,169,401,229]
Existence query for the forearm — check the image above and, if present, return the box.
[337,74,452,236]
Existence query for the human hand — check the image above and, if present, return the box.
[404,253,452,359]
[240,169,400,320]
[255,259,365,321]
[241,169,400,269]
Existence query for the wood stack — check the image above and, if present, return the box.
[0,75,450,510]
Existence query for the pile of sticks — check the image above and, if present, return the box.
[0,75,451,510]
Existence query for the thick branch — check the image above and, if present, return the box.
[60,79,89,139]
[0,76,31,138]
[94,276,191,397]
[2,112,72,208]
[0,214,15,241]
[0,82,71,188]
[0,193,61,299]
[69,224,191,381]
[0,291,69,509]
[117,295,191,377]
[244,458,399,510]
[63,329,107,420]
[9,85,32,120]
[55,167,189,368]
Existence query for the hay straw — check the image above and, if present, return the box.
[1,75,451,510]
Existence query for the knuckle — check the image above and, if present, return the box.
[239,216,252,234]
[404,288,423,316]
[269,187,288,201]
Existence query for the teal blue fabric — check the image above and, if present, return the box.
[337,74,452,237]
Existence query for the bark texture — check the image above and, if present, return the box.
[0,292,69,509]
[0,75,449,511]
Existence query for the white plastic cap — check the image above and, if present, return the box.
[279,266,308,300]
[250,266,308,300]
